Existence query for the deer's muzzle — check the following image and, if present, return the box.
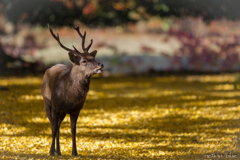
[95,63,104,73]
[98,63,104,69]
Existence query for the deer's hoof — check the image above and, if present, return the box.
[56,151,61,156]
[49,152,55,156]
[50,149,56,156]
[72,152,78,156]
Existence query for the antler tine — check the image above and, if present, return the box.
[72,45,81,54]
[81,31,86,52]
[48,24,77,53]
[73,24,83,38]
[86,39,93,52]
[74,24,93,53]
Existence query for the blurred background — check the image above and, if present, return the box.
[1,0,240,75]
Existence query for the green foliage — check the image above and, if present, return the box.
[2,0,240,27]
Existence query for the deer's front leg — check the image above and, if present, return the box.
[50,109,59,156]
[70,112,80,156]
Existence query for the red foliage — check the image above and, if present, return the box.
[65,0,74,9]
[83,3,97,15]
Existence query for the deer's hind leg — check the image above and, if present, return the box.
[49,107,60,156]
[56,112,67,155]
[43,98,58,156]
[43,98,52,123]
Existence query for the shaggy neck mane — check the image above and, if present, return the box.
[70,66,91,90]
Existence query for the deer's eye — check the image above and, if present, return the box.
[82,60,87,64]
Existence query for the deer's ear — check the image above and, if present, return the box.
[89,50,97,58]
[68,52,80,65]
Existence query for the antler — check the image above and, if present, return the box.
[73,24,93,53]
[48,24,81,54]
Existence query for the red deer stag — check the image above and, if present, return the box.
[41,24,104,156]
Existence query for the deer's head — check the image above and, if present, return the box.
[48,24,104,77]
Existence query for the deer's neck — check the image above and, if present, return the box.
[69,67,91,94]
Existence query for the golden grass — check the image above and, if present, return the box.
[0,74,239,159]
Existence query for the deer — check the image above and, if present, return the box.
[41,24,104,156]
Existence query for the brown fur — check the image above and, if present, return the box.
[41,25,104,156]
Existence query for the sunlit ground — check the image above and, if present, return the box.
[0,74,239,159]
